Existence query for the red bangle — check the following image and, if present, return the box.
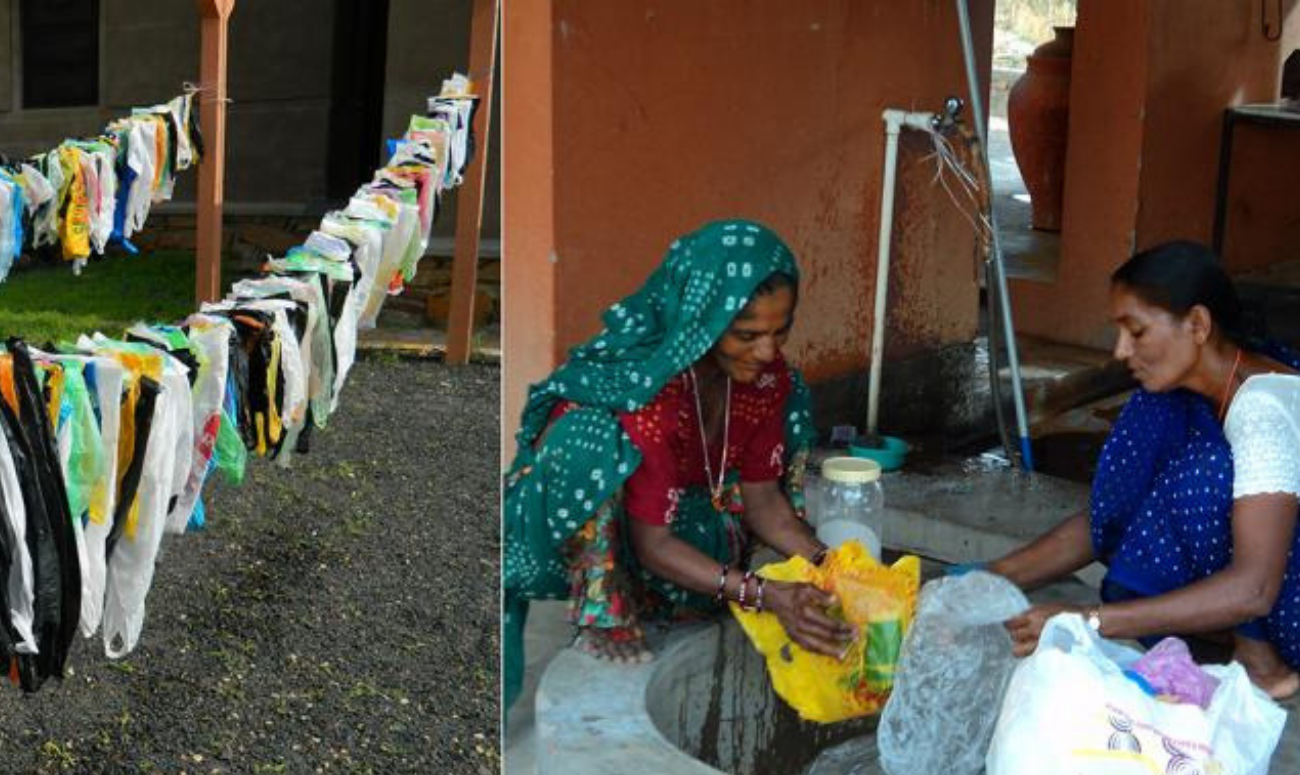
[741,571,758,611]
[715,563,730,603]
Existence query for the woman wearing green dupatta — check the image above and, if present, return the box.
[503,220,852,710]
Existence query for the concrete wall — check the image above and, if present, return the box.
[223,1,335,209]
[0,3,12,111]
[385,0,501,242]
[501,0,556,451]
[1010,0,1300,350]
[101,0,198,107]
[0,0,498,229]
[503,0,994,449]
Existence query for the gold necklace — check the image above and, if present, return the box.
[1217,347,1242,423]
[689,366,730,511]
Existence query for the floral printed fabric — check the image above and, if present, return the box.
[563,488,746,635]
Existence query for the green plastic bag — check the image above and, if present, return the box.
[212,404,246,486]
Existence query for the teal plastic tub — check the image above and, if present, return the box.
[848,435,909,471]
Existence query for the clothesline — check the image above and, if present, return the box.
[0,91,204,281]
[0,74,478,693]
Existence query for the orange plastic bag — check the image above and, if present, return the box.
[732,542,921,723]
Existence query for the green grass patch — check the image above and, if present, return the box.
[0,250,242,345]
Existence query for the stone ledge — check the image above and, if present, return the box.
[536,624,721,775]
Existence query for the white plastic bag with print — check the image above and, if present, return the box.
[986,613,1285,775]
[77,355,124,638]
[100,362,186,658]
[878,571,1030,775]
[316,217,373,405]
[166,317,232,533]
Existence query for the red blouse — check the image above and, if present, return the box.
[617,357,793,526]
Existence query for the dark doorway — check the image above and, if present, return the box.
[21,0,100,109]
[327,0,390,199]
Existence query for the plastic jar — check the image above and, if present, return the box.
[813,456,884,560]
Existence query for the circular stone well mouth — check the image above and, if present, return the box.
[536,616,875,775]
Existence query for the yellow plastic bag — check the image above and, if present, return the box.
[732,542,920,723]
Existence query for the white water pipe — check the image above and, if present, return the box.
[867,109,935,436]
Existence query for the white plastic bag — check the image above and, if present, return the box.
[987,613,1286,775]
[878,571,1029,775]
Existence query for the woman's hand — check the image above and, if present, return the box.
[1004,603,1084,657]
[763,580,855,658]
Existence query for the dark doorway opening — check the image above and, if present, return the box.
[21,0,100,109]
[327,0,390,199]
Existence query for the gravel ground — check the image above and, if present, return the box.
[0,356,501,775]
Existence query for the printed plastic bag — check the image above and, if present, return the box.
[986,613,1286,775]
[878,571,1029,775]
[732,542,920,723]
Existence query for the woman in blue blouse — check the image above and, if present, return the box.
[989,241,1300,699]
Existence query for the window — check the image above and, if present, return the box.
[21,0,99,109]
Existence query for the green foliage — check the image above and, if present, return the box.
[994,0,1077,69]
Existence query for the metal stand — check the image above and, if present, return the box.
[955,0,1035,471]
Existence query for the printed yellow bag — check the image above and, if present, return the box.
[732,542,920,723]
[57,146,90,261]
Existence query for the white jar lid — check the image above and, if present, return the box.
[821,456,881,484]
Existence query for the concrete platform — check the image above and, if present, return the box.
[505,464,1300,774]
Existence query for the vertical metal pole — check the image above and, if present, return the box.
[445,0,499,364]
[195,0,234,305]
[955,0,1036,471]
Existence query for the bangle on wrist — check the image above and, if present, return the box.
[756,577,767,613]
[715,563,730,603]
[741,571,757,611]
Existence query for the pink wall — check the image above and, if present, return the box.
[502,0,557,453]
[504,0,994,448]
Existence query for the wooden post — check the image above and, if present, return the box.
[195,0,234,305]
[443,0,499,364]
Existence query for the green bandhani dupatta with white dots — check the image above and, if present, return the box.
[503,219,816,711]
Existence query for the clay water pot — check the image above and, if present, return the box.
[1007,26,1074,232]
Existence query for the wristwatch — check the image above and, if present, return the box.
[1085,606,1103,634]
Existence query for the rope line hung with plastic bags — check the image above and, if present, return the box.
[0,74,478,693]
[0,90,203,280]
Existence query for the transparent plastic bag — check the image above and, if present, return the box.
[878,571,1029,775]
